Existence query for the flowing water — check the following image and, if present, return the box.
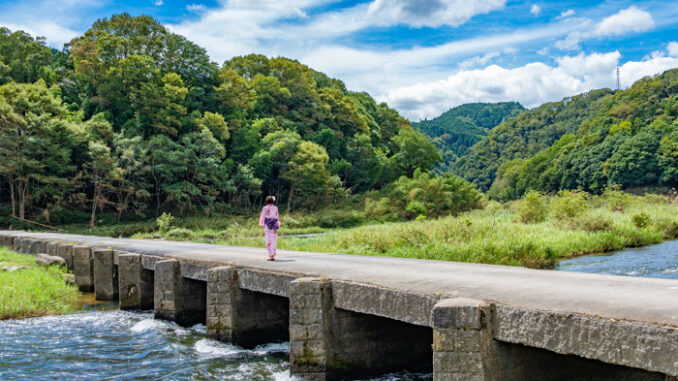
[557,239,678,279]
[0,303,431,380]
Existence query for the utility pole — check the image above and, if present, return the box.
[616,66,620,91]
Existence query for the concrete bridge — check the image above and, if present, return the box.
[1,230,678,381]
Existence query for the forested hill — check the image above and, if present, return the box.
[453,68,678,200]
[0,14,444,225]
[412,102,524,166]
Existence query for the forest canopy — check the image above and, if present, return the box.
[0,15,461,226]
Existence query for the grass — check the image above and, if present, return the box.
[55,192,678,269]
[0,247,80,319]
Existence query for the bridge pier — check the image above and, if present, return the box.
[56,244,74,270]
[93,249,118,300]
[206,266,288,348]
[154,259,206,326]
[290,277,432,381]
[433,298,503,381]
[118,253,154,309]
[72,246,94,292]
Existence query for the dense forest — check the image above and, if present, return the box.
[412,102,524,168]
[0,14,457,227]
[453,69,678,200]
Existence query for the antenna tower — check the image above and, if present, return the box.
[616,66,620,91]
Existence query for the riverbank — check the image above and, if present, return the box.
[0,247,80,319]
[50,192,678,268]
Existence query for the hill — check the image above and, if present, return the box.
[453,68,678,199]
[412,102,524,167]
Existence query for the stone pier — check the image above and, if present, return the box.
[290,277,432,381]
[154,259,206,326]
[118,253,154,309]
[206,266,288,348]
[93,249,118,300]
[56,244,74,270]
[72,245,94,292]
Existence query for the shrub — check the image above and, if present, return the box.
[631,212,652,228]
[603,185,628,212]
[569,215,613,232]
[163,228,194,240]
[518,191,547,223]
[156,212,175,232]
[551,190,588,220]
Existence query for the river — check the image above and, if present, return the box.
[2,241,677,380]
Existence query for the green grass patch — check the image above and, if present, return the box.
[0,247,80,320]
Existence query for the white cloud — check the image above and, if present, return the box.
[668,42,678,58]
[366,0,506,28]
[0,21,79,47]
[530,4,541,16]
[381,51,678,120]
[556,7,654,51]
[594,6,654,37]
[458,51,500,69]
[186,4,207,13]
[557,9,575,19]
[154,0,163,6]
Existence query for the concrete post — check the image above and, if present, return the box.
[3,235,14,248]
[73,246,94,292]
[289,277,332,381]
[56,244,74,270]
[45,242,58,256]
[206,266,288,347]
[28,239,45,254]
[93,249,118,300]
[20,238,31,253]
[154,259,206,326]
[432,298,501,381]
[13,236,23,252]
[118,253,154,309]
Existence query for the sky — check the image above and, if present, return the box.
[1,0,678,121]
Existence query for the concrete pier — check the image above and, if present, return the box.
[2,231,678,380]
[206,266,289,347]
[93,249,118,300]
[154,259,205,325]
[72,246,94,292]
[118,253,154,309]
[56,244,74,270]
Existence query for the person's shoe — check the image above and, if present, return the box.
[267,257,275,261]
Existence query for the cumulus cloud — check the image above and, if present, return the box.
[668,42,678,58]
[186,4,207,13]
[382,51,678,120]
[366,0,506,28]
[530,4,541,16]
[1,21,79,47]
[556,6,654,51]
[594,6,654,36]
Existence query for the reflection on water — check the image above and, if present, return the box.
[557,240,678,279]
[0,307,431,381]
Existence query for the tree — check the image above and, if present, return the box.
[282,141,340,211]
[390,127,442,177]
[86,141,118,226]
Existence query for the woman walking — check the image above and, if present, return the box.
[259,196,280,261]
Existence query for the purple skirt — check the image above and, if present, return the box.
[264,218,279,231]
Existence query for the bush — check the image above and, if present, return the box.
[48,207,90,225]
[603,185,628,212]
[313,210,365,228]
[163,228,194,240]
[631,212,652,228]
[518,191,547,223]
[551,190,588,220]
[569,215,613,232]
[156,213,175,232]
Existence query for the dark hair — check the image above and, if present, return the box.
[265,196,276,204]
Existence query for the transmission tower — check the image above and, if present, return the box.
[616,66,620,91]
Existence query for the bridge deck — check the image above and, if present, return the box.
[4,230,677,328]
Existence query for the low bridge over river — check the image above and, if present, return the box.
[2,231,678,381]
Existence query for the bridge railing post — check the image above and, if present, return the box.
[432,298,503,381]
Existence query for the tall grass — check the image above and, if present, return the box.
[60,193,678,269]
[0,248,80,319]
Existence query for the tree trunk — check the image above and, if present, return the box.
[18,180,26,220]
[8,177,15,217]
[90,182,99,228]
[287,186,294,212]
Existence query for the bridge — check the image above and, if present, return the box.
[1,230,677,381]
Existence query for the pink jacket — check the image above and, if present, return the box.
[259,205,280,227]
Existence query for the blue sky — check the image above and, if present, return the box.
[1,0,678,120]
